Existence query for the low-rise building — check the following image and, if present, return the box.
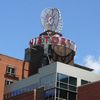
[4,62,100,100]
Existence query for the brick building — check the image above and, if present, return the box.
[78,81,100,100]
[5,87,44,100]
[0,54,29,100]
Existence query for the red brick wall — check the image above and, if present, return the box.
[6,88,44,100]
[0,54,29,100]
[78,81,100,100]
[8,91,36,100]
[0,62,6,100]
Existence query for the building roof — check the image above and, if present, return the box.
[74,63,94,71]
[0,54,24,62]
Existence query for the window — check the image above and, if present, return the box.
[59,89,67,99]
[6,65,15,76]
[57,73,68,83]
[69,76,77,86]
[81,79,90,85]
[56,73,77,100]
[69,85,76,91]
[56,88,68,99]
[5,79,13,86]
[60,83,68,89]
[69,92,76,100]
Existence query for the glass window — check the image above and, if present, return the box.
[69,76,77,86]
[59,89,67,99]
[6,65,15,76]
[57,82,60,88]
[5,79,13,86]
[69,85,77,91]
[56,88,60,98]
[56,73,77,100]
[56,88,67,99]
[12,68,15,74]
[60,83,68,89]
[69,92,76,100]
[81,79,89,85]
[57,73,68,83]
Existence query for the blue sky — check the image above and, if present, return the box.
[0,0,100,68]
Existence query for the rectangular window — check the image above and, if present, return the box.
[60,82,68,89]
[57,73,68,83]
[69,92,76,100]
[81,79,90,85]
[59,89,67,99]
[56,88,67,99]
[69,85,77,92]
[5,79,13,86]
[69,76,77,86]
[6,65,15,76]
[57,82,60,88]
[56,73,77,100]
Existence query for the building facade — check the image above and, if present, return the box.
[0,54,29,100]
[4,62,100,100]
[78,81,100,100]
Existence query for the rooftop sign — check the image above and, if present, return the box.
[29,31,77,52]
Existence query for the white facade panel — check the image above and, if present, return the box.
[56,62,100,86]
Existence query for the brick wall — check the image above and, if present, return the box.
[0,54,29,100]
[78,81,100,100]
[5,88,44,100]
[7,91,36,100]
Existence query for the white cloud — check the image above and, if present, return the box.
[84,55,100,73]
